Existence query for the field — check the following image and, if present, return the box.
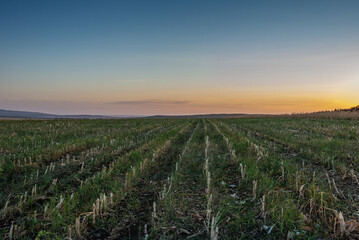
[1,118,359,239]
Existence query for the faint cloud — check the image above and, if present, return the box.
[110,99,191,105]
[120,79,145,83]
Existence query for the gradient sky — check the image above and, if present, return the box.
[1,1,359,115]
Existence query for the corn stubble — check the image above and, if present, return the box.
[1,117,359,239]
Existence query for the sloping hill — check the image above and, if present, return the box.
[0,109,109,119]
[342,105,359,112]
[0,109,254,119]
[145,113,251,119]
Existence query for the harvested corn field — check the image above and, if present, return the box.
[1,118,359,239]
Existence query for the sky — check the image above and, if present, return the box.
[1,0,358,115]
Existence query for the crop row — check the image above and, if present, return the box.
[0,120,192,239]
[211,119,359,238]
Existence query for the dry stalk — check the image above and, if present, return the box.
[152,202,157,224]
[44,204,48,220]
[31,184,37,197]
[144,224,149,240]
[260,195,266,219]
[205,136,209,159]
[349,169,359,185]
[252,180,257,200]
[210,216,219,240]
[56,195,64,210]
[110,192,113,205]
[206,172,211,196]
[68,227,72,239]
[95,198,100,215]
[52,178,58,185]
[240,163,246,179]
[325,172,332,190]
[75,217,81,237]
[334,210,345,237]
[9,221,14,240]
[207,194,213,231]
[92,203,96,223]
[331,179,344,198]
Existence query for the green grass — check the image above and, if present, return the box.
[1,117,359,239]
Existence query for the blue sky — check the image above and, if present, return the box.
[1,1,358,115]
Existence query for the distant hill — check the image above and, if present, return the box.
[145,113,251,119]
[0,109,114,119]
[4,106,359,120]
[0,109,256,119]
[341,105,359,112]
[291,105,359,119]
